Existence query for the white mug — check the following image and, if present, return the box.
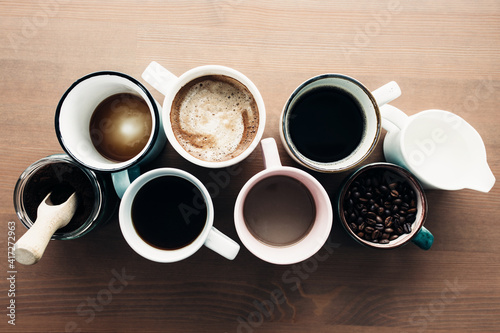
[280,74,401,173]
[381,104,495,192]
[141,61,266,168]
[119,168,240,263]
[234,138,333,265]
[55,71,166,198]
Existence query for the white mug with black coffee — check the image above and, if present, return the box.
[142,61,266,168]
[119,168,240,262]
[280,74,401,173]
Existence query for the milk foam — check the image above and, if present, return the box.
[171,75,259,162]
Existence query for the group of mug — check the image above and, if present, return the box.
[18,61,495,265]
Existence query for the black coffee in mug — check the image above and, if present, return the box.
[287,86,365,162]
[131,176,207,250]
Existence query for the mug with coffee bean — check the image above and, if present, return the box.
[338,162,433,250]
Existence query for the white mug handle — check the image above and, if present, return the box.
[204,227,240,260]
[260,137,282,169]
[142,61,178,96]
[380,104,410,133]
[371,81,401,107]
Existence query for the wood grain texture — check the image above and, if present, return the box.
[1,0,499,332]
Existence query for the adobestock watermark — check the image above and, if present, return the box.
[7,0,69,53]
[405,277,467,332]
[342,0,402,62]
[64,267,135,333]
[236,239,340,333]
[406,76,497,168]
[179,163,243,224]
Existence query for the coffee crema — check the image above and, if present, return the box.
[170,75,259,162]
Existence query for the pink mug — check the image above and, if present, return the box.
[234,138,333,265]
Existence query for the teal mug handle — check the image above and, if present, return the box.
[412,226,434,250]
[112,166,141,198]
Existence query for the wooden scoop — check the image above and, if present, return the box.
[15,191,78,265]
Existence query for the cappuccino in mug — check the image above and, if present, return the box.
[170,75,259,162]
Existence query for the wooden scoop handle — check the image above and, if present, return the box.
[15,193,77,265]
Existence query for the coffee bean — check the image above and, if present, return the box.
[343,168,418,246]
[366,218,376,226]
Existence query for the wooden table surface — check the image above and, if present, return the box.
[1,1,499,332]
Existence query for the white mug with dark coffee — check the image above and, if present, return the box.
[142,61,266,168]
[55,71,167,198]
[119,168,240,262]
[280,74,401,173]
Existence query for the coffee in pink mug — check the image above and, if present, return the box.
[234,138,333,265]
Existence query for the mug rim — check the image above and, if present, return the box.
[161,65,266,168]
[119,168,214,263]
[234,166,333,265]
[280,73,381,173]
[55,71,162,173]
[337,162,428,249]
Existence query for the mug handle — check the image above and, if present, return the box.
[380,104,410,133]
[204,227,240,260]
[371,81,401,107]
[142,61,178,96]
[112,166,141,198]
[260,137,282,169]
[411,226,434,250]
